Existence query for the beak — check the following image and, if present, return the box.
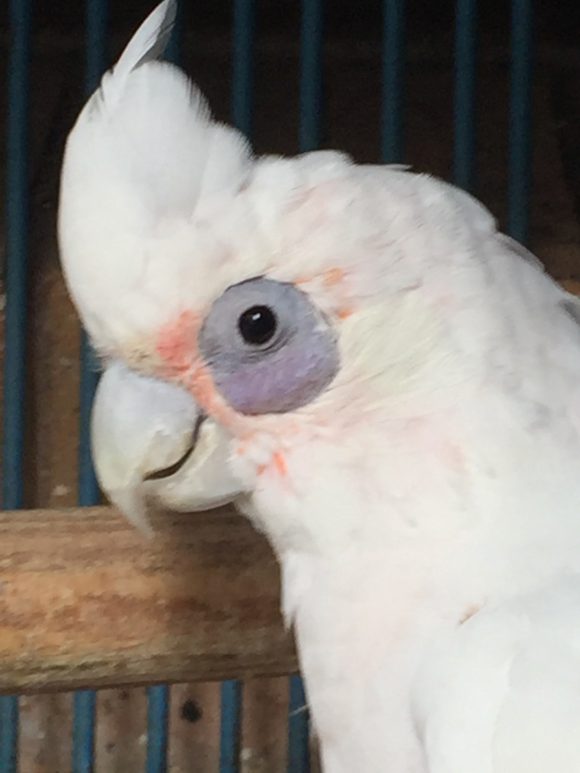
[91,360,244,535]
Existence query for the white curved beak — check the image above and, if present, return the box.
[91,360,243,535]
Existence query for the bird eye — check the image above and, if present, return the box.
[238,305,277,346]
[199,277,339,415]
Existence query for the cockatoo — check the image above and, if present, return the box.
[58,2,580,771]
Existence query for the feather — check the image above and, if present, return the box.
[96,0,178,113]
[58,0,251,351]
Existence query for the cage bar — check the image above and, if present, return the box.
[288,675,310,773]
[146,686,170,773]
[382,0,406,163]
[299,0,324,152]
[72,691,97,773]
[508,0,534,243]
[1,0,33,769]
[219,680,243,773]
[453,0,478,191]
[166,0,184,66]
[232,0,256,140]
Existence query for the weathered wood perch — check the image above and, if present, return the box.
[0,506,296,694]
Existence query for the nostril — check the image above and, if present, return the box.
[144,414,205,481]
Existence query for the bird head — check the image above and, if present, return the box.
[59,0,494,543]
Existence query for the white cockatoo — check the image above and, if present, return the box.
[58,2,580,771]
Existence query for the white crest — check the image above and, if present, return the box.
[58,0,251,354]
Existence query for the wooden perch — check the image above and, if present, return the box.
[0,506,296,695]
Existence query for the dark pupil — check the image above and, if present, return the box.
[238,305,277,345]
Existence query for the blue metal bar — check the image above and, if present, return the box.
[3,0,31,513]
[299,0,324,152]
[288,675,310,773]
[72,343,100,773]
[232,0,256,138]
[1,0,33,768]
[166,0,184,66]
[72,692,97,773]
[78,338,100,509]
[381,0,406,163]
[508,0,534,244]
[453,0,478,191]
[72,3,109,772]
[85,0,109,94]
[0,697,19,773]
[219,680,242,773]
[146,686,170,773]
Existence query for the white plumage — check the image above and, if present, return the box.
[58,3,580,771]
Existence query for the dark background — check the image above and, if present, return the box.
[2,1,580,44]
